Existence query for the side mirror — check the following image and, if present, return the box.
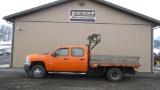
[52,52,57,57]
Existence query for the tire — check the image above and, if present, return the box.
[107,68,123,82]
[31,65,46,79]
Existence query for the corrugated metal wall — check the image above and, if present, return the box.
[13,0,153,72]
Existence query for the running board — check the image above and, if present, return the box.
[48,72,86,75]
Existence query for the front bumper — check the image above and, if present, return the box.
[24,64,30,72]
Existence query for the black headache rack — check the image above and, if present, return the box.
[87,34,101,50]
[87,34,101,68]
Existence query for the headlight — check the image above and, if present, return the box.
[24,58,30,64]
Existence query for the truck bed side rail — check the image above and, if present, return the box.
[90,55,140,68]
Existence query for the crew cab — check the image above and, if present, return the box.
[24,34,140,82]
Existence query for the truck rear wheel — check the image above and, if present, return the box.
[31,65,46,79]
[107,68,122,82]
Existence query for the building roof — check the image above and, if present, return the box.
[3,0,160,26]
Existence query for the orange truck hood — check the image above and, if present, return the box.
[27,54,48,62]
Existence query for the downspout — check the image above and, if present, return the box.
[151,26,154,73]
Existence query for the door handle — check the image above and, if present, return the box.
[63,58,68,60]
[80,58,85,60]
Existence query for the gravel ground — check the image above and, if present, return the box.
[0,68,160,90]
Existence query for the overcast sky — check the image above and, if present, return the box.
[0,0,160,39]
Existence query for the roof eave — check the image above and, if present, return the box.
[91,0,160,26]
[3,0,73,22]
[3,0,160,26]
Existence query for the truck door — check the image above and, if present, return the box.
[47,48,71,71]
[70,48,87,72]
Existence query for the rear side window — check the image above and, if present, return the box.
[72,48,84,56]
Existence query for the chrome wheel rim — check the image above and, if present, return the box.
[33,68,42,77]
[111,71,119,80]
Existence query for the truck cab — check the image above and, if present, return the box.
[24,46,88,77]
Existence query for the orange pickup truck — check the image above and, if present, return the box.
[24,34,140,82]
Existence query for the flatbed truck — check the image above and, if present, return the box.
[24,34,140,82]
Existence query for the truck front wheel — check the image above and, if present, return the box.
[31,65,46,79]
[107,68,122,82]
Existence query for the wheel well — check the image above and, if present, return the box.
[30,61,46,71]
[104,67,122,72]
[105,67,135,75]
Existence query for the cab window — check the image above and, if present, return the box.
[72,48,84,56]
[55,48,68,56]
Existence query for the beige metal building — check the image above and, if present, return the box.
[3,0,160,72]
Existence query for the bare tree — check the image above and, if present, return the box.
[0,24,12,41]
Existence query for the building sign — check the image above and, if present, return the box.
[70,10,96,22]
